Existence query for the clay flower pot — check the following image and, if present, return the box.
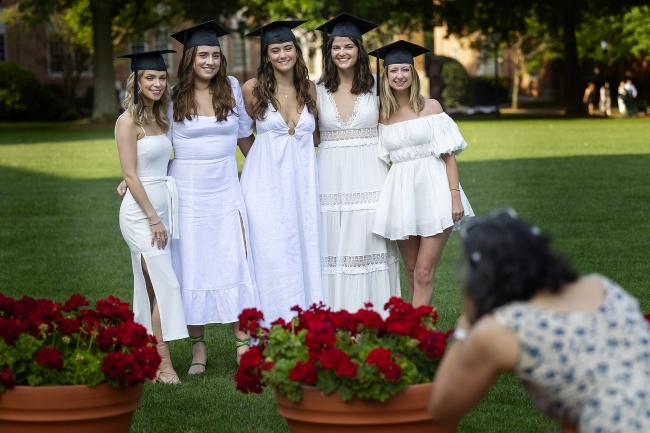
[0,383,143,433]
[275,382,457,433]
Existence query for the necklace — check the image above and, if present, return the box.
[277,86,294,98]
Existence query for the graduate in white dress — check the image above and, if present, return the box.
[314,14,399,314]
[241,21,322,324]
[167,22,258,372]
[370,41,474,307]
[115,49,188,384]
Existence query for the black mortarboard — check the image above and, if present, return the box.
[246,20,306,67]
[117,49,175,105]
[170,21,230,51]
[369,40,430,96]
[316,13,377,42]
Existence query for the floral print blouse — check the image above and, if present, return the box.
[493,275,650,433]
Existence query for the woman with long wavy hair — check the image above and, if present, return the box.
[167,22,258,373]
[241,20,322,324]
[115,49,188,384]
[314,14,399,315]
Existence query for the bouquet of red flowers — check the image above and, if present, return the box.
[0,293,160,393]
[235,297,450,402]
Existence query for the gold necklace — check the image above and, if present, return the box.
[277,86,294,98]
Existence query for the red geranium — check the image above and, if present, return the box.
[35,347,63,370]
[0,367,14,389]
[235,296,449,403]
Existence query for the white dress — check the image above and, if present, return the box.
[240,105,322,324]
[373,113,474,240]
[316,81,400,314]
[167,77,258,325]
[117,116,188,341]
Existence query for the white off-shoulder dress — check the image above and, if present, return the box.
[373,113,474,240]
[117,116,188,341]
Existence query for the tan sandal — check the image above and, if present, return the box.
[153,342,180,384]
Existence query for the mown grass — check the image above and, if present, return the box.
[0,117,648,433]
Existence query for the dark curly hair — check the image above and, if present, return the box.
[461,210,578,323]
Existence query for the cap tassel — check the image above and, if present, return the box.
[134,55,139,105]
[260,28,264,71]
[376,56,380,112]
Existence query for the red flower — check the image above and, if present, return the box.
[61,294,89,312]
[101,352,134,382]
[328,310,357,333]
[0,367,14,389]
[0,318,28,345]
[0,293,15,316]
[352,309,385,331]
[417,330,450,359]
[644,314,650,324]
[56,317,80,335]
[289,361,318,383]
[305,321,336,349]
[35,346,63,370]
[239,308,264,334]
[365,348,401,382]
[234,346,265,393]
[95,296,133,324]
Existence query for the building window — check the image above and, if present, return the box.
[230,33,245,71]
[154,31,172,71]
[130,41,146,54]
[47,35,91,76]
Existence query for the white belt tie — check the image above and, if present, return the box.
[140,176,179,239]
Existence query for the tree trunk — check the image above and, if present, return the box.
[562,5,583,114]
[90,0,116,123]
[511,43,523,110]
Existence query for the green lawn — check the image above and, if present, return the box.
[1,117,649,433]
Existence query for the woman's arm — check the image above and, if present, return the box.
[242,79,257,120]
[428,315,519,424]
[237,134,255,157]
[440,153,464,222]
[115,116,168,249]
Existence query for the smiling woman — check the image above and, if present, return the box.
[240,21,322,325]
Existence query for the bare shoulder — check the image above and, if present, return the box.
[308,80,317,98]
[242,78,257,92]
[467,315,519,371]
[116,113,136,132]
[421,98,444,116]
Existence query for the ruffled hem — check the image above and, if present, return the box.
[181,283,257,325]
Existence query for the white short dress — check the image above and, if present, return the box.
[117,116,188,341]
[167,77,259,325]
[373,112,474,240]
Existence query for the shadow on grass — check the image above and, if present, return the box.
[0,124,114,145]
[1,151,649,432]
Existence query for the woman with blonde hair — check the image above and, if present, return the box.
[314,14,399,314]
[115,49,188,384]
[371,41,474,307]
[241,21,322,324]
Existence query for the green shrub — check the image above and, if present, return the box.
[441,59,471,108]
[0,62,42,121]
[469,76,511,106]
[39,84,79,121]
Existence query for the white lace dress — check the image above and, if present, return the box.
[374,113,474,240]
[316,81,400,315]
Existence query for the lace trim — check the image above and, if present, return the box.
[320,191,381,212]
[320,127,378,142]
[326,90,363,129]
[322,248,399,275]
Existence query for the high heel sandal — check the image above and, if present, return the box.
[235,337,250,364]
[188,335,207,374]
[152,343,180,384]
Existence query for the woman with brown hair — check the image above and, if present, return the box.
[115,49,188,384]
[241,21,322,324]
[371,41,474,307]
[166,22,258,373]
[314,14,399,315]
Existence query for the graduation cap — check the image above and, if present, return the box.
[369,40,430,96]
[117,49,176,105]
[246,20,306,67]
[170,21,230,52]
[315,13,377,43]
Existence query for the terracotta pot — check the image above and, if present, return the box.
[275,382,457,433]
[0,383,143,433]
